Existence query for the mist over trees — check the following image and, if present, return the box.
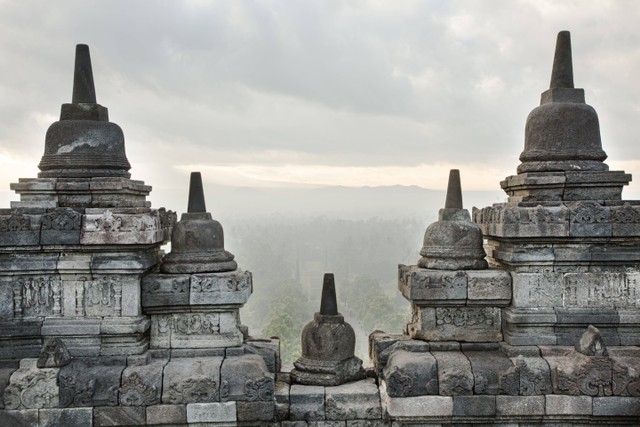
[225,215,425,365]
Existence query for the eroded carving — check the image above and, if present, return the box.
[0,211,31,232]
[167,378,218,403]
[436,307,494,327]
[245,376,274,402]
[14,277,61,317]
[173,314,220,335]
[119,372,158,406]
[41,208,81,230]
[571,201,608,224]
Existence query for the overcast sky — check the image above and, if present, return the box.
[0,0,639,210]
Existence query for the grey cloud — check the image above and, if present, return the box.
[0,0,639,176]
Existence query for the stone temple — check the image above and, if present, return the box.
[0,31,639,426]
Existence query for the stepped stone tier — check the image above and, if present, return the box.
[368,31,640,425]
[0,44,176,360]
[142,172,249,350]
[291,273,365,386]
[418,169,488,270]
[1,33,640,425]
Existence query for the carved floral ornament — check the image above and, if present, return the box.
[13,276,61,317]
[435,307,494,327]
[499,356,550,396]
[156,313,220,335]
[191,275,250,292]
[42,207,82,230]
[244,376,274,401]
[119,372,158,406]
[3,369,59,409]
[168,378,218,403]
[0,210,31,232]
[472,202,640,225]
[91,210,160,233]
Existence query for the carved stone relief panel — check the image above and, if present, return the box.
[563,273,638,309]
[76,276,123,317]
[13,277,62,318]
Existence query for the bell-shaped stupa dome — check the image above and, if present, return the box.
[518,31,607,173]
[38,44,131,178]
[161,172,237,273]
[419,169,487,270]
[291,274,365,386]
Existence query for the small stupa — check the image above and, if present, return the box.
[38,44,131,178]
[291,273,365,386]
[161,172,237,273]
[418,169,487,270]
[518,31,607,174]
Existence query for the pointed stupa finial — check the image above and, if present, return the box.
[444,169,463,209]
[550,31,574,89]
[319,273,338,315]
[72,44,97,104]
[187,172,207,213]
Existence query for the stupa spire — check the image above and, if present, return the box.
[72,44,97,104]
[550,31,574,89]
[444,169,463,209]
[319,273,338,316]
[37,44,131,178]
[187,172,207,213]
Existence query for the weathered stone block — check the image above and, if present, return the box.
[100,317,150,356]
[569,201,611,237]
[3,359,59,409]
[499,355,551,396]
[464,350,514,395]
[186,401,237,423]
[368,332,408,377]
[466,269,511,305]
[290,384,325,421]
[119,360,164,406]
[220,354,273,402]
[40,207,82,244]
[7,275,63,318]
[562,272,638,309]
[502,307,558,345]
[495,395,545,416]
[379,381,452,417]
[170,347,225,358]
[0,211,40,246]
[431,351,473,395]
[81,211,163,245]
[93,406,145,426]
[275,380,290,421]
[308,422,346,427]
[189,270,252,306]
[545,394,592,415]
[325,378,381,420]
[141,274,190,309]
[592,396,640,416]
[398,265,467,304]
[0,409,39,427]
[161,357,222,404]
[346,421,390,427]
[452,395,496,416]
[39,407,93,427]
[151,311,243,349]
[512,272,563,308]
[145,404,187,425]
[383,350,438,397]
[409,306,502,342]
[245,337,282,373]
[237,400,276,421]
[59,357,125,407]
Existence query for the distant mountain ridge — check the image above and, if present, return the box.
[206,184,505,220]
